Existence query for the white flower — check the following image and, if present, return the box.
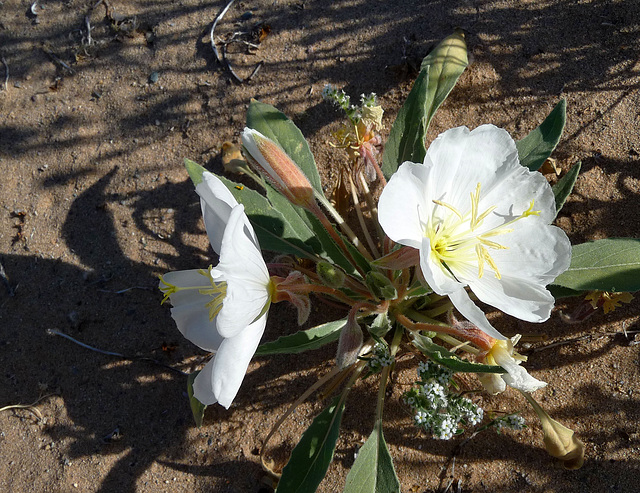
[378,125,571,340]
[479,335,547,394]
[160,172,272,408]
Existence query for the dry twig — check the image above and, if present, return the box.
[210,0,236,64]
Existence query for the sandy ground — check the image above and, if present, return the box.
[1,0,639,492]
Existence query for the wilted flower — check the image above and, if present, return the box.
[479,335,546,394]
[160,169,272,408]
[378,125,571,340]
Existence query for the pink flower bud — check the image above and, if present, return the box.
[241,128,316,210]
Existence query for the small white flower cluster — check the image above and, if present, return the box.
[495,414,526,432]
[418,360,454,386]
[322,85,377,123]
[365,342,394,374]
[404,360,484,440]
[360,92,377,108]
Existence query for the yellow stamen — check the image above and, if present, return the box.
[159,267,228,321]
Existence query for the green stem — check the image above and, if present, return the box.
[375,325,404,424]
[314,190,373,261]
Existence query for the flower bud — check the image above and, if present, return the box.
[316,261,345,288]
[523,392,585,469]
[241,127,316,210]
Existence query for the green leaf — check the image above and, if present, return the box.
[276,398,345,493]
[187,371,207,428]
[552,161,581,215]
[516,99,566,171]
[551,238,640,293]
[256,319,346,355]
[344,422,400,493]
[246,99,325,199]
[382,31,468,179]
[411,333,506,374]
[304,212,361,276]
[216,174,319,258]
[185,158,207,185]
[548,285,585,299]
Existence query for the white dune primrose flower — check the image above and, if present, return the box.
[378,125,571,341]
[160,169,272,408]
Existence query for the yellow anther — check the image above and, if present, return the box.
[432,199,463,220]
[484,250,502,280]
[475,244,485,278]
[470,183,481,228]
[474,205,497,229]
[479,237,508,250]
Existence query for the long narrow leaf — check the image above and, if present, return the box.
[552,161,581,215]
[516,99,566,171]
[276,398,345,493]
[412,333,505,373]
[256,319,346,355]
[382,31,468,179]
[187,371,207,428]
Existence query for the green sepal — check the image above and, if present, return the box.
[411,333,506,374]
[246,99,325,199]
[187,371,207,428]
[516,99,566,172]
[255,319,346,355]
[552,161,581,215]
[381,31,468,179]
[276,397,345,493]
[551,238,640,293]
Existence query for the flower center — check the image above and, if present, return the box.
[159,266,228,321]
[426,183,540,281]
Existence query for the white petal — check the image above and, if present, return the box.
[196,172,239,254]
[419,236,463,295]
[469,273,556,323]
[378,161,432,249]
[193,314,267,408]
[478,373,506,395]
[161,270,223,352]
[215,205,270,339]
[492,220,572,285]
[425,125,519,213]
[501,368,547,393]
[191,356,218,406]
[477,163,557,228]
[493,350,547,392]
[448,288,506,340]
